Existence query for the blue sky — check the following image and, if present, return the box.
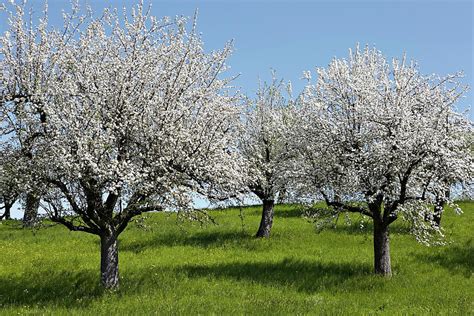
[1,0,473,216]
[1,0,472,108]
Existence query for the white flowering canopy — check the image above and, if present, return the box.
[239,75,295,201]
[294,45,473,242]
[0,146,23,210]
[0,2,243,234]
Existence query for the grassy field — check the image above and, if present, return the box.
[0,202,472,315]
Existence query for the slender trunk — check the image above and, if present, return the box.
[433,199,444,227]
[3,203,11,220]
[256,199,274,238]
[433,189,449,227]
[1,201,12,220]
[100,233,119,289]
[373,219,392,277]
[278,188,286,204]
[23,193,40,227]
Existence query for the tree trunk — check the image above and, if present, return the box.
[373,219,392,277]
[3,203,11,220]
[1,201,12,220]
[433,189,449,227]
[256,199,274,238]
[433,198,444,227]
[23,193,40,227]
[278,188,286,204]
[100,233,119,289]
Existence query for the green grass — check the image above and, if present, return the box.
[0,202,472,315]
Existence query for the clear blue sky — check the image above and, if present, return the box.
[1,0,473,216]
[1,0,472,110]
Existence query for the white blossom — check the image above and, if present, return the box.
[0,1,244,288]
[292,44,473,275]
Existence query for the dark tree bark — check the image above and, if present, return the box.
[373,219,392,276]
[424,189,449,226]
[433,198,444,227]
[46,178,163,289]
[3,204,11,220]
[278,188,287,204]
[100,232,119,290]
[1,199,14,220]
[433,189,449,227]
[23,193,40,227]
[325,194,394,277]
[256,199,275,238]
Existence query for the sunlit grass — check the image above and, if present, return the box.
[0,202,472,315]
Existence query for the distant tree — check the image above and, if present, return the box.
[421,131,474,226]
[240,76,295,237]
[0,149,23,220]
[0,2,242,289]
[0,197,13,220]
[294,45,473,276]
[431,190,449,227]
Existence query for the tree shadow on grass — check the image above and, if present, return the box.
[121,230,253,253]
[121,222,412,255]
[0,270,103,309]
[0,259,375,309]
[414,239,473,277]
[176,258,375,294]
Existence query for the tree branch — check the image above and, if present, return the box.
[320,190,373,218]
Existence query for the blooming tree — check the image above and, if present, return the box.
[0,147,42,224]
[240,76,294,237]
[294,45,473,276]
[0,148,23,220]
[0,2,242,289]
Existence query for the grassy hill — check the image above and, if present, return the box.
[0,202,472,315]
